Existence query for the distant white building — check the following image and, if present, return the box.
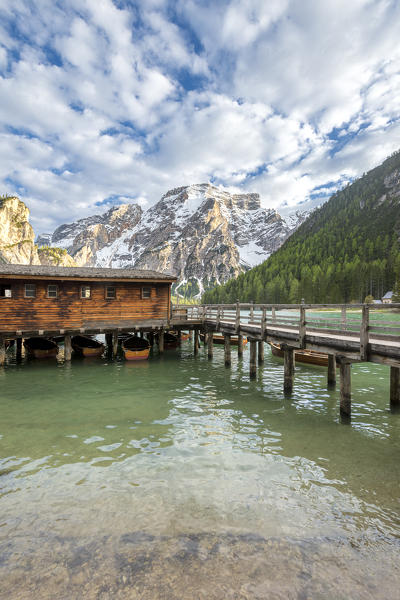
[382,291,393,304]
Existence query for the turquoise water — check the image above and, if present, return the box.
[0,338,399,599]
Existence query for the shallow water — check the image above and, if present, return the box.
[0,339,399,599]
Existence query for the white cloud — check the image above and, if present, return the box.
[0,0,399,233]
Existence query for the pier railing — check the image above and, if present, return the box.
[171,302,400,360]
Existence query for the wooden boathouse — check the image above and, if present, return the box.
[0,264,176,358]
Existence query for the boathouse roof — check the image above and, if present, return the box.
[0,264,176,281]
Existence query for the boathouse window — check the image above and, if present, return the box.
[47,284,58,298]
[105,286,116,299]
[0,284,11,298]
[25,283,36,298]
[142,286,151,299]
[81,285,91,299]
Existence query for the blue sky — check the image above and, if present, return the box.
[0,0,399,232]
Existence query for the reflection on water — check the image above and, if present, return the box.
[0,341,399,598]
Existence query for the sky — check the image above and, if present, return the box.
[0,0,399,233]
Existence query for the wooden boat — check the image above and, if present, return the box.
[164,332,179,349]
[269,342,334,367]
[71,335,105,357]
[23,337,59,359]
[122,336,150,361]
[169,330,189,341]
[199,333,248,346]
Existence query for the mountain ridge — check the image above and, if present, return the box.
[41,183,309,297]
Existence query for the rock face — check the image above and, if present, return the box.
[0,196,41,264]
[47,184,305,297]
[0,196,76,266]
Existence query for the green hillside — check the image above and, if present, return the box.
[203,150,400,304]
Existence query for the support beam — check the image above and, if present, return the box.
[390,366,400,407]
[194,328,199,355]
[327,354,336,387]
[339,361,352,417]
[224,334,231,367]
[64,334,72,361]
[258,340,264,364]
[207,330,213,359]
[112,331,118,357]
[249,339,257,378]
[159,329,164,353]
[16,337,22,362]
[203,332,207,346]
[237,335,243,359]
[283,346,295,394]
[0,337,5,366]
[105,333,113,356]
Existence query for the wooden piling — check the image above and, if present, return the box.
[207,330,213,359]
[224,334,231,367]
[390,366,400,407]
[112,331,118,357]
[327,354,336,387]
[64,334,72,361]
[194,328,199,355]
[159,329,164,353]
[105,333,113,355]
[237,334,243,359]
[0,337,5,366]
[339,360,352,417]
[16,337,22,361]
[258,340,264,364]
[203,332,207,346]
[250,339,257,378]
[283,346,295,394]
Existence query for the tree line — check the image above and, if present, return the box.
[203,150,400,305]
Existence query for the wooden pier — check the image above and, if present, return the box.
[171,302,400,417]
[1,283,400,418]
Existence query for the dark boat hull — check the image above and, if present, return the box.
[269,343,333,367]
[122,336,150,361]
[199,333,248,346]
[71,335,105,357]
[23,337,58,359]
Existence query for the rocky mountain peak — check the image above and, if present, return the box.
[41,183,307,297]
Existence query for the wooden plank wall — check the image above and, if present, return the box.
[0,279,170,331]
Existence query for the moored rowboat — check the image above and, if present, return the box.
[199,333,248,346]
[269,342,334,367]
[23,337,59,359]
[71,335,105,357]
[122,336,150,361]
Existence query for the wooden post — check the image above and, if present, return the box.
[64,334,72,361]
[207,330,213,359]
[177,330,182,343]
[159,329,164,353]
[0,337,5,366]
[341,306,347,330]
[327,354,336,387]
[203,331,207,346]
[250,339,257,378]
[272,306,276,323]
[105,333,113,355]
[299,306,306,348]
[360,305,369,360]
[261,307,267,338]
[390,366,400,407]
[258,340,264,364]
[112,331,118,357]
[237,334,243,359]
[188,330,193,341]
[224,334,231,367]
[194,328,199,355]
[339,360,352,417]
[283,346,295,394]
[16,337,22,361]
[250,301,254,323]
[216,307,221,329]
[235,300,240,332]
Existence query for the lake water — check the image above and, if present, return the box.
[0,337,399,599]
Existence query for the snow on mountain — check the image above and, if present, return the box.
[44,183,307,297]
